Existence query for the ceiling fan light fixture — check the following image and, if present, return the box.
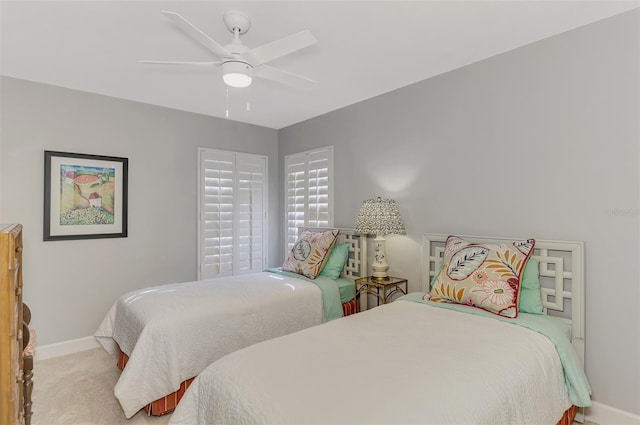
[221,61,254,88]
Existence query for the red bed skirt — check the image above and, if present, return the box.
[116,298,361,416]
[557,404,578,425]
[342,298,359,316]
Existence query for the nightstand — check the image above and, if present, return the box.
[355,276,408,308]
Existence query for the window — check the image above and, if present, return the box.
[198,148,267,279]
[284,146,334,253]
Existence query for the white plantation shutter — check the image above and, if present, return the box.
[236,156,265,273]
[284,146,333,253]
[198,148,267,279]
[201,150,234,277]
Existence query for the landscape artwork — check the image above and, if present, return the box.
[44,151,128,241]
[59,164,116,225]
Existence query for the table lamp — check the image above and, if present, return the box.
[354,197,406,279]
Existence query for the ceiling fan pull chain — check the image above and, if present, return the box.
[225,86,230,118]
[246,85,251,112]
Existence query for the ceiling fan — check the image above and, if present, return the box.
[141,10,317,90]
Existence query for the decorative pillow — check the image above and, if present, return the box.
[428,235,535,318]
[282,229,339,279]
[319,243,350,280]
[519,259,544,314]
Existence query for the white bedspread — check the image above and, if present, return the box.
[170,300,572,425]
[95,272,323,418]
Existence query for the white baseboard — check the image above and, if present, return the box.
[35,336,99,361]
[586,401,640,425]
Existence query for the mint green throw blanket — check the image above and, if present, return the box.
[264,268,344,321]
[400,293,592,407]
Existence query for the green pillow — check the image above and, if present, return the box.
[319,243,350,279]
[519,259,544,314]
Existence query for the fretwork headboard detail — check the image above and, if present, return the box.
[298,227,367,281]
[422,233,585,365]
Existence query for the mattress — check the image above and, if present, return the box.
[169,300,590,425]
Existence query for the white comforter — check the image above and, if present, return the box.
[170,300,572,425]
[95,272,323,418]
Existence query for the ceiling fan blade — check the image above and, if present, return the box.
[255,64,316,90]
[244,30,317,66]
[140,60,221,67]
[161,10,233,60]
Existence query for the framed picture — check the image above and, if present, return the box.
[44,151,128,241]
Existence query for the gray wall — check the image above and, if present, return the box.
[279,10,639,415]
[0,77,279,346]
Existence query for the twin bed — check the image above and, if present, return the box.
[168,233,591,424]
[95,227,365,417]
[97,230,591,424]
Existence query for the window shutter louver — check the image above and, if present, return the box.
[284,146,333,253]
[199,148,267,280]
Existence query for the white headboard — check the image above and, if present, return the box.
[298,227,367,281]
[422,233,585,365]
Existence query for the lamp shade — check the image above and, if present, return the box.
[355,197,406,236]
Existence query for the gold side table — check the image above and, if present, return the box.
[355,276,408,308]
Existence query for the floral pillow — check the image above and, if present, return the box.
[428,235,535,318]
[282,229,339,279]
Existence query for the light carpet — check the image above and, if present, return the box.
[32,347,170,425]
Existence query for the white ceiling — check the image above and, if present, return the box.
[2,1,637,130]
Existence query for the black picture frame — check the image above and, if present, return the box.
[44,151,128,241]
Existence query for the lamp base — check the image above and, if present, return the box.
[372,235,389,279]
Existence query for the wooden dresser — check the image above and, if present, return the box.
[1,224,24,425]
